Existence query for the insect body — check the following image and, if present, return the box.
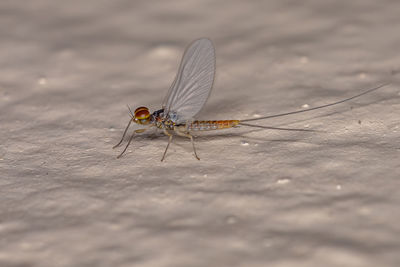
[114,38,388,161]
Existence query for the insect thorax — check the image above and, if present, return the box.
[152,115,176,131]
[151,109,180,130]
[153,119,175,130]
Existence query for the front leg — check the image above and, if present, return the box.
[113,118,132,149]
[161,128,173,162]
[116,127,151,159]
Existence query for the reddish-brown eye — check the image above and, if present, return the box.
[134,107,150,119]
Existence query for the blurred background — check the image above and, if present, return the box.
[1,1,399,266]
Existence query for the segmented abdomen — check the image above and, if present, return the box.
[188,120,239,131]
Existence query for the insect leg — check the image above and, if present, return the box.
[116,128,147,159]
[161,129,173,162]
[174,127,200,160]
[113,118,133,149]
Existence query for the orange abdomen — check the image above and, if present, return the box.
[188,120,239,131]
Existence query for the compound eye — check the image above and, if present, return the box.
[134,107,150,120]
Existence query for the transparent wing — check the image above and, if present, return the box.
[162,38,215,123]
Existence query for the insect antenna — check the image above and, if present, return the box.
[241,83,390,122]
[127,104,134,118]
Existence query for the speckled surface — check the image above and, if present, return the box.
[1,1,400,266]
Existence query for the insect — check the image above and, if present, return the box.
[114,38,389,161]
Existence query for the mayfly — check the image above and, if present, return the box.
[114,38,388,161]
